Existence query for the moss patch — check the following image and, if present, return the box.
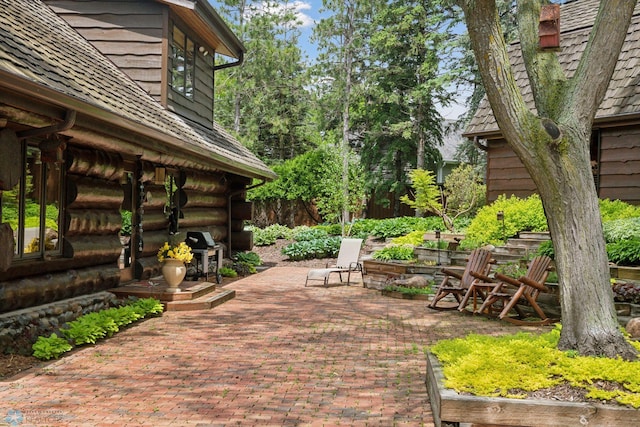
[430,325,640,408]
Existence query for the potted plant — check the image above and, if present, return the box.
[157,241,194,292]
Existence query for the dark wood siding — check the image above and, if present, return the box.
[47,1,165,100]
[486,139,537,202]
[167,17,215,128]
[598,126,640,204]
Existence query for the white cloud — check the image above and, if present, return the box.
[249,1,315,28]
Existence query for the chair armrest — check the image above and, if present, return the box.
[470,271,493,282]
[441,268,462,280]
[519,276,549,292]
[494,273,521,287]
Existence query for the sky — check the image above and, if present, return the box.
[209,0,467,119]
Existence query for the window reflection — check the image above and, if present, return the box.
[0,142,62,259]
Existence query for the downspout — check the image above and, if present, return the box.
[16,109,77,140]
[227,178,265,254]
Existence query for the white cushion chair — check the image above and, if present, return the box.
[305,238,364,287]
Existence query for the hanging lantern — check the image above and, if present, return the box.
[539,4,560,49]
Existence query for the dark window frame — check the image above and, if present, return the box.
[170,24,196,99]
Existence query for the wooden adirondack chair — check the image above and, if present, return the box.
[428,249,494,310]
[475,255,554,325]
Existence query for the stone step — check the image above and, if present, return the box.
[505,237,548,251]
[518,231,551,240]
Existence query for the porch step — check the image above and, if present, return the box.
[164,289,235,311]
[109,278,235,311]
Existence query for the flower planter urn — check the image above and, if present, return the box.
[162,258,186,293]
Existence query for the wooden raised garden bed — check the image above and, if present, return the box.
[426,352,639,427]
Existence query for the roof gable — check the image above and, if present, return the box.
[464,0,640,137]
[0,0,274,180]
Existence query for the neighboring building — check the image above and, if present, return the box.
[464,0,640,204]
[436,121,464,186]
[0,0,275,331]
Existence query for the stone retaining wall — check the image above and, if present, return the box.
[0,292,117,354]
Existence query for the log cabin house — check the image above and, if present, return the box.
[464,0,640,205]
[0,0,276,350]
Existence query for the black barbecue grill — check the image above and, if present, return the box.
[185,231,222,283]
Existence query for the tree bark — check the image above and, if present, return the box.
[459,0,637,359]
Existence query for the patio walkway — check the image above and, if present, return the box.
[0,267,525,426]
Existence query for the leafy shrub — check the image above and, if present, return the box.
[33,298,163,360]
[383,285,434,295]
[292,226,328,241]
[219,266,238,278]
[372,245,416,261]
[599,199,640,222]
[612,281,640,304]
[536,240,555,259]
[465,194,548,245]
[603,218,640,243]
[31,333,73,360]
[494,262,528,278]
[282,236,342,260]
[607,239,640,266]
[120,210,132,236]
[247,224,292,246]
[315,223,343,236]
[392,230,427,246]
[234,251,261,267]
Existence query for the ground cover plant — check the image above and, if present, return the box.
[430,325,640,408]
[382,284,434,296]
[32,298,164,360]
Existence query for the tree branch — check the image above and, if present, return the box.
[517,0,567,119]
[457,0,535,150]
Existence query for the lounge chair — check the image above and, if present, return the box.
[475,255,554,325]
[428,248,494,310]
[305,238,364,287]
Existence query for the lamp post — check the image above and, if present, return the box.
[497,211,505,242]
[435,230,441,266]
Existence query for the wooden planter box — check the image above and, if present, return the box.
[610,265,640,281]
[426,352,639,427]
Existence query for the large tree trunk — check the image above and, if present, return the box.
[459,0,637,359]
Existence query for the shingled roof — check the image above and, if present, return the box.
[0,0,275,180]
[464,0,640,138]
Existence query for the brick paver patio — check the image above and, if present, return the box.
[0,267,523,426]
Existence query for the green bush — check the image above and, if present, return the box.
[392,230,427,246]
[383,285,434,295]
[465,194,548,245]
[603,217,640,243]
[372,245,416,261]
[536,240,555,259]
[607,239,640,266]
[247,224,292,246]
[31,333,73,361]
[282,236,342,260]
[219,266,238,278]
[33,298,163,360]
[234,251,261,267]
[292,226,329,241]
[599,199,640,222]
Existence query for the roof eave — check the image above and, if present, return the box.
[0,71,275,181]
[156,0,245,58]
